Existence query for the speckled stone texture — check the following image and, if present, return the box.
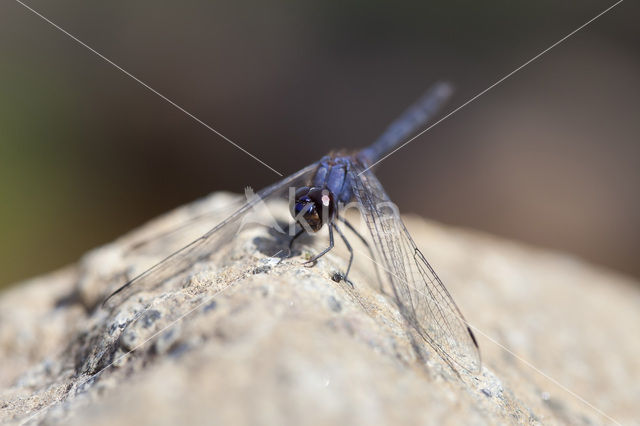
[1,192,638,425]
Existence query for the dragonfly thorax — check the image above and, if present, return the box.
[291,186,336,232]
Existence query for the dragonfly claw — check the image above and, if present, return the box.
[331,272,354,288]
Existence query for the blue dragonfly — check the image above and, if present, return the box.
[104,82,481,375]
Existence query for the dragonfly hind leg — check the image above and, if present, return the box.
[338,217,384,291]
[333,223,354,287]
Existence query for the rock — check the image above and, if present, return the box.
[1,191,639,425]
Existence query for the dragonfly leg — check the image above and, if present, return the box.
[333,223,354,287]
[338,218,371,253]
[303,223,334,266]
[339,217,383,292]
[287,227,305,257]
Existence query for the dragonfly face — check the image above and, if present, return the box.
[292,186,336,232]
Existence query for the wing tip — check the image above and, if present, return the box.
[466,325,483,375]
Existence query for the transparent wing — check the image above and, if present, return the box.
[348,161,481,374]
[103,163,317,308]
[122,193,245,257]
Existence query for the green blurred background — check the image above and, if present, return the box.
[1,0,638,289]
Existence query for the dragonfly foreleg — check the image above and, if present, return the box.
[303,223,335,266]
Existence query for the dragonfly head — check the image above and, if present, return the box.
[292,187,336,232]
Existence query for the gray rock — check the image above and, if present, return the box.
[1,192,638,425]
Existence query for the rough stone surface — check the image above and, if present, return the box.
[1,192,639,425]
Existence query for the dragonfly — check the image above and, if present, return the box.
[103,82,481,375]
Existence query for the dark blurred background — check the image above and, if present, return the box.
[0,0,638,289]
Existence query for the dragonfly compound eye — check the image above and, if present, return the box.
[292,187,335,232]
[103,83,481,374]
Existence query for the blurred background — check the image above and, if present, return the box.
[0,0,638,289]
